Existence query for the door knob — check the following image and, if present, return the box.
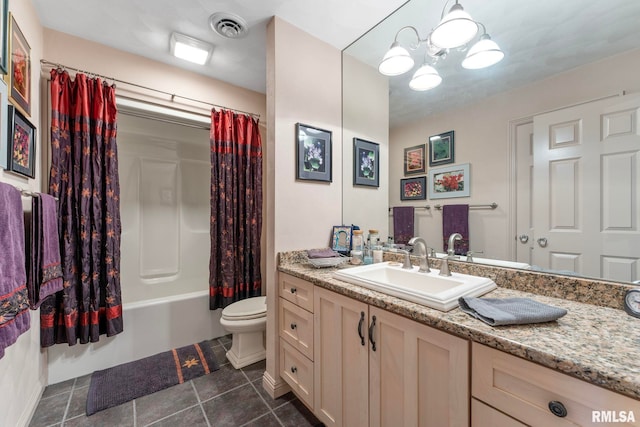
[518,234,529,243]
[537,237,548,247]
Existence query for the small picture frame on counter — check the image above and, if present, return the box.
[331,225,353,254]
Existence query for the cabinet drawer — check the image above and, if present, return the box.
[279,273,314,312]
[472,343,640,426]
[472,398,526,427]
[280,338,314,410]
[279,298,314,360]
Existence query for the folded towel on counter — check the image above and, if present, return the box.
[0,183,31,359]
[26,194,63,309]
[458,296,567,326]
[307,248,342,258]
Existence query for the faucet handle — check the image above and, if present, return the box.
[426,247,436,258]
[466,250,483,262]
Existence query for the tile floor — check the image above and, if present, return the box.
[29,336,323,427]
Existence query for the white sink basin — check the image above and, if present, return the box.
[333,262,496,311]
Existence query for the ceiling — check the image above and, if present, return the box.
[32,0,640,127]
[346,0,640,126]
[31,0,408,94]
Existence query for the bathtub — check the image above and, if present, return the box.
[47,290,226,384]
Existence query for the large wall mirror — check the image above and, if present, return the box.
[342,0,640,284]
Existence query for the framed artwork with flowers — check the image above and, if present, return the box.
[403,144,426,175]
[353,138,379,187]
[7,14,30,117]
[7,104,36,178]
[428,130,454,166]
[296,122,332,182]
[400,176,426,201]
[428,163,470,199]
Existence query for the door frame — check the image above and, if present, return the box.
[508,116,533,262]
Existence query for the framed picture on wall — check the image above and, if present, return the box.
[428,163,470,199]
[429,130,454,166]
[403,144,426,175]
[0,0,8,75]
[296,123,332,182]
[353,137,379,187]
[0,79,7,169]
[7,13,30,117]
[7,104,37,178]
[400,176,427,201]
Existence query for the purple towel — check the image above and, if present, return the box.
[442,204,469,255]
[0,183,31,359]
[27,194,63,309]
[393,206,415,245]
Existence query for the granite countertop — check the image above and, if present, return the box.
[278,252,640,401]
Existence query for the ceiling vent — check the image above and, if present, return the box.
[209,12,249,39]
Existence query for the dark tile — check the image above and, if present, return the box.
[146,405,208,427]
[135,381,199,426]
[74,374,92,389]
[217,335,232,348]
[242,359,266,382]
[66,385,89,419]
[274,399,323,427]
[41,379,74,398]
[202,383,270,426]
[213,345,230,367]
[242,412,282,427]
[252,378,295,409]
[29,392,69,427]
[192,363,247,401]
[64,401,134,427]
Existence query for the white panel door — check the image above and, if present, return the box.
[515,120,534,265]
[532,94,640,281]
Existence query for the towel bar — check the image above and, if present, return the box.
[434,203,497,211]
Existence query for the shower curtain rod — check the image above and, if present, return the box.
[40,59,261,119]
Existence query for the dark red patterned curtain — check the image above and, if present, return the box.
[40,70,123,346]
[209,109,262,309]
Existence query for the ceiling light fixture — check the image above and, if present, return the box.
[378,0,504,91]
[170,32,213,65]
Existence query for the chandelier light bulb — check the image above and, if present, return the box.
[409,64,442,91]
[462,34,505,69]
[378,41,415,76]
[430,3,478,49]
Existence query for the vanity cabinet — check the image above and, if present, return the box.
[472,342,640,426]
[314,286,470,427]
[278,273,315,409]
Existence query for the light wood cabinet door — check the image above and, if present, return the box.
[369,307,470,427]
[314,287,369,427]
[471,399,526,427]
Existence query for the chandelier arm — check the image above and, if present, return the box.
[394,26,428,50]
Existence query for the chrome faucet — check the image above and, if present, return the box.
[447,233,463,257]
[408,236,430,273]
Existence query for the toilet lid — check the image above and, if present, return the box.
[222,296,267,320]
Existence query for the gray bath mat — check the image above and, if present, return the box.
[86,341,219,415]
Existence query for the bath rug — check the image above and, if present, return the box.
[86,341,219,415]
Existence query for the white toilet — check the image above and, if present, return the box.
[220,296,267,369]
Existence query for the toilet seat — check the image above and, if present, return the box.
[221,296,267,321]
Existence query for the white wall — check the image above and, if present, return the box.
[0,1,47,426]
[342,54,390,237]
[264,16,343,397]
[389,48,640,260]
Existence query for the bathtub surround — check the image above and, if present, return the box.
[0,183,31,359]
[86,341,219,415]
[209,109,263,310]
[26,193,63,309]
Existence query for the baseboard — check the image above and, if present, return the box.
[17,383,44,427]
[262,370,291,399]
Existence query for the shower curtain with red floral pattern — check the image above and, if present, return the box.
[40,69,123,346]
[209,109,262,310]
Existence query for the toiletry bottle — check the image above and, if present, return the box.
[373,238,383,263]
[368,229,379,247]
[363,237,373,265]
[352,229,364,252]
